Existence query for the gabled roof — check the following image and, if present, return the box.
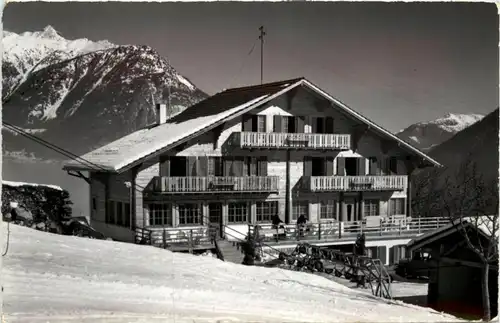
[407,216,496,252]
[63,77,442,173]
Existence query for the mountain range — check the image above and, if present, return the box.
[3,26,495,218]
[396,113,485,152]
[3,25,207,161]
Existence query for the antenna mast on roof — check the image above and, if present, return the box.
[259,26,266,84]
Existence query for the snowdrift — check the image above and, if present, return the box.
[2,224,462,323]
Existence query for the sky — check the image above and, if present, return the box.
[3,2,498,131]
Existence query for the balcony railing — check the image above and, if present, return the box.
[232,132,351,150]
[248,216,449,244]
[152,176,280,193]
[306,175,408,192]
[135,226,214,250]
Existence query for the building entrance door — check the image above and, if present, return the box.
[345,199,357,222]
[208,203,224,239]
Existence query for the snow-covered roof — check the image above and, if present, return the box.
[407,215,498,252]
[64,78,442,173]
[2,180,63,191]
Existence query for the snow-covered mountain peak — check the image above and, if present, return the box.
[420,113,484,133]
[39,25,63,40]
[396,112,485,151]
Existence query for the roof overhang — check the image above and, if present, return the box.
[62,77,442,173]
[300,79,443,168]
[107,79,306,174]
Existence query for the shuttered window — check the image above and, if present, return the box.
[320,200,337,220]
[148,203,173,226]
[228,202,249,224]
[390,198,405,215]
[292,201,308,221]
[178,203,202,225]
[363,199,380,216]
[256,201,278,222]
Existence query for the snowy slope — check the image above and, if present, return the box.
[396,113,484,151]
[2,225,460,323]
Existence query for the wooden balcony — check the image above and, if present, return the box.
[306,175,408,192]
[152,176,280,194]
[232,132,351,150]
[248,216,449,245]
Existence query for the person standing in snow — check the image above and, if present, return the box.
[296,214,308,239]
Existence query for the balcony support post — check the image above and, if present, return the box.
[339,192,345,222]
[357,191,363,221]
[285,150,291,223]
[130,165,141,230]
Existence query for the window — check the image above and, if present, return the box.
[252,115,267,132]
[292,201,308,221]
[228,202,249,224]
[320,200,337,220]
[178,203,202,225]
[257,115,266,132]
[116,202,123,225]
[207,157,223,177]
[390,198,406,215]
[92,197,97,211]
[256,201,278,222]
[148,203,173,226]
[364,199,380,216]
[124,203,131,228]
[388,157,398,174]
[281,116,289,133]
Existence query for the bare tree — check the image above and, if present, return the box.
[437,158,498,321]
[411,167,444,218]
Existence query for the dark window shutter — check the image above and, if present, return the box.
[224,158,233,176]
[159,155,170,177]
[336,157,346,176]
[251,116,258,132]
[233,157,244,176]
[273,115,282,132]
[369,157,378,175]
[288,117,296,133]
[296,116,305,133]
[243,157,249,176]
[389,157,398,174]
[325,117,334,134]
[325,157,334,176]
[316,117,324,134]
[197,156,208,177]
[358,158,365,175]
[257,157,268,176]
[242,114,253,131]
[304,156,313,176]
[187,157,197,176]
[214,157,223,176]
[249,157,257,176]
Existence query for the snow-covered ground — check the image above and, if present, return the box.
[2,224,462,323]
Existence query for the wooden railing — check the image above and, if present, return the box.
[248,216,449,243]
[152,176,280,193]
[307,175,408,192]
[233,132,351,150]
[135,226,214,251]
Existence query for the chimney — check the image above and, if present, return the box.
[156,103,168,125]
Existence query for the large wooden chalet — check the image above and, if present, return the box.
[63,78,442,250]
